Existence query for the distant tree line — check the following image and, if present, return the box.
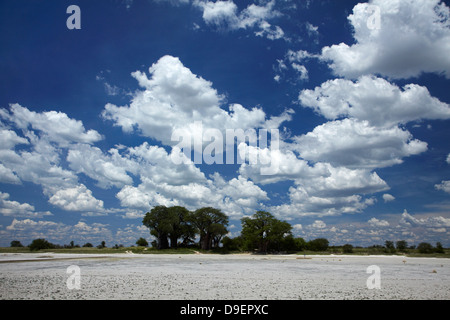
[8,206,447,254]
[10,239,115,251]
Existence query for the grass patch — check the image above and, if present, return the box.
[1,246,449,257]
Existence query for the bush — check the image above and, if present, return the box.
[308,238,329,252]
[136,237,149,247]
[417,242,434,254]
[396,240,408,252]
[384,240,396,253]
[29,238,54,251]
[435,242,445,254]
[10,240,23,247]
[342,244,353,253]
[222,236,243,251]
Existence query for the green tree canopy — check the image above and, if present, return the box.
[136,237,148,247]
[167,206,196,248]
[29,238,54,251]
[417,242,434,254]
[241,211,292,253]
[143,205,172,249]
[191,207,229,250]
[308,238,329,252]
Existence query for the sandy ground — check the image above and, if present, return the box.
[0,253,449,300]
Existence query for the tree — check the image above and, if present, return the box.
[342,244,353,253]
[167,206,195,248]
[417,242,434,254]
[136,237,148,247]
[191,207,229,250]
[82,242,93,247]
[294,237,307,251]
[97,241,106,249]
[308,238,329,252]
[222,236,243,251]
[10,240,23,247]
[384,240,396,253]
[143,205,172,250]
[396,240,408,252]
[143,205,198,250]
[241,211,292,253]
[29,238,54,251]
[435,242,445,254]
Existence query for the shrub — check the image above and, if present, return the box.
[417,242,434,254]
[308,238,329,252]
[435,242,444,254]
[29,238,54,251]
[10,240,23,247]
[136,237,149,247]
[342,244,353,253]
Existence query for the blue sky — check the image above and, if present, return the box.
[1,0,450,247]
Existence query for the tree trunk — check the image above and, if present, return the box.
[158,234,169,250]
[170,235,178,248]
[200,233,210,250]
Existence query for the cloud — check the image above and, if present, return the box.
[0,132,79,194]
[368,217,389,227]
[293,118,428,169]
[399,209,450,229]
[3,218,127,246]
[48,184,105,212]
[291,63,309,81]
[382,193,395,202]
[102,55,291,147]
[319,0,450,79]
[2,104,103,147]
[196,0,238,26]
[435,180,450,194]
[298,76,450,127]
[67,144,134,189]
[447,153,450,164]
[268,163,387,218]
[293,75,450,170]
[194,0,285,40]
[311,220,326,229]
[0,192,52,218]
[0,163,21,185]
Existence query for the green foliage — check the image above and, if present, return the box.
[417,242,434,253]
[308,238,329,252]
[435,242,445,254]
[97,241,106,249]
[396,240,408,252]
[384,240,396,253]
[10,240,23,247]
[241,211,292,253]
[142,205,228,251]
[29,238,54,251]
[342,244,353,253]
[136,237,148,247]
[143,205,172,249]
[191,207,229,250]
[222,236,243,252]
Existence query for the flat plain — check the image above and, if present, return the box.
[1,253,449,300]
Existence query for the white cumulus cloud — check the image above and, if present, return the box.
[319,0,450,79]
